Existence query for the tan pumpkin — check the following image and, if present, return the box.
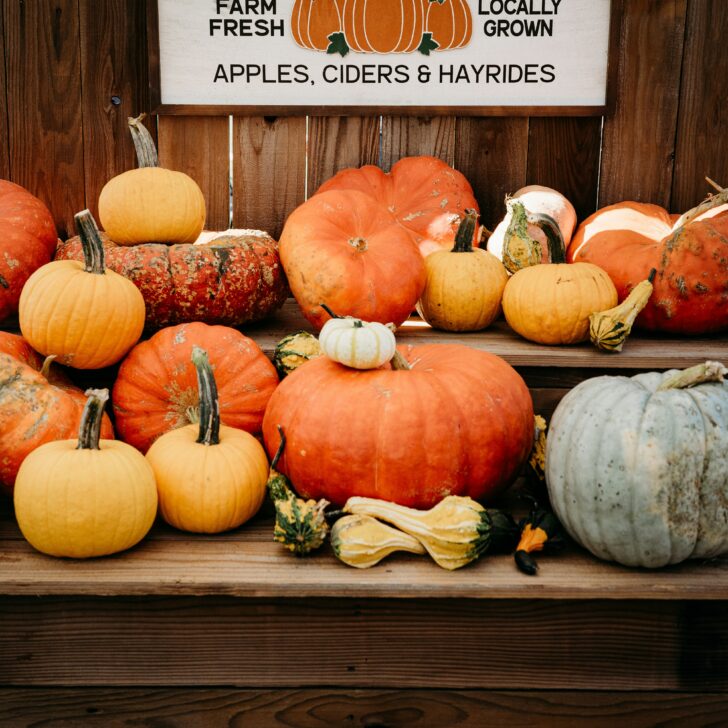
[417,210,508,331]
[98,114,205,245]
[146,347,269,534]
[14,389,157,559]
[502,262,618,345]
[19,210,145,369]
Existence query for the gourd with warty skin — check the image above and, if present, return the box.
[546,361,728,568]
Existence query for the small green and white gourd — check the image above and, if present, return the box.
[319,308,396,370]
[546,361,728,568]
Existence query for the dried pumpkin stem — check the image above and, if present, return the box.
[672,186,728,231]
[74,210,106,275]
[39,355,57,381]
[451,209,480,253]
[657,361,728,392]
[390,351,412,371]
[271,425,286,472]
[320,303,341,320]
[76,388,109,451]
[128,113,160,169]
[706,177,725,193]
[191,346,220,446]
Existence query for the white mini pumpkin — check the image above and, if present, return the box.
[546,361,728,568]
[319,315,396,370]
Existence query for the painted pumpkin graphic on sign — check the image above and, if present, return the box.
[427,0,473,50]
[342,0,427,54]
[291,0,343,51]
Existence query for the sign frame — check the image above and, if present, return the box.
[147,0,623,117]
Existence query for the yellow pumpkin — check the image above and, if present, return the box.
[417,210,508,332]
[14,389,157,559]
[146,346,269,534]
[502,262,618,345]
[19,210,145,369]
[98,114,206,245]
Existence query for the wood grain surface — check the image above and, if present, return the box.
[232,117,306,238]
[0,7,9,181]
[2,688,728,727]
[670,0,728,211]
[381,116,456,169]
[1,596,726,690]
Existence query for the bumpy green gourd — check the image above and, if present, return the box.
[502,200,565,275]
[273,332,322,378]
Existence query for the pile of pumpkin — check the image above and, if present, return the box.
[1,116,728,572]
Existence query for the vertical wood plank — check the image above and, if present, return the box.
[157,116,230,231]
[307,117,380,194]
[79,0,154,221]
[670,0,728,211]
[599,0,687,208]
[527,118,603,222]
[455,119,529,230]
[4,0,85,238]
[381,117,456,169]
[232,117,306,239]
[0,6,10,180]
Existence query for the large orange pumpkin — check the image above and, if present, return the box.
[291,0,343,50]
[279,190,426,330]
[0,181,58,321]
[0,331,43,369]
[0,353,113,493]
[262,344,534,509]
[55,230,288,330]
[427,0,473,50]
[316,156,479,257]
[342,0,426,54]
[113,322,279,453]
[568,196,728,334]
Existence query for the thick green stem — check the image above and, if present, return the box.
[191,347,220,446]
[320,303,341,320]
[128,113,160,169]
[271,425,287,471]
[657,361,727,392]
[502,200,565,273]
[74,210,106,275]
[76,389,109,450]
[451,209,480,253]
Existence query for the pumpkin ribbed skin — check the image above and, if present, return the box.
[315,157,479,257]
[262,344,534,509]
[427,0,473,50]
[0,181,58,321]
[546,369,728,567]
[55,231,288,329]
[280,190,426,330]
[0,354,114,493]
[0,331,43,369]
[113,323,279,453]
[502,262,617,345]
[568,202,728,334]
[342,0,425,53]
[292,0,342,49]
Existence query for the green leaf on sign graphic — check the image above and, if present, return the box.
[326,32,350,57]
[418,32,439,56]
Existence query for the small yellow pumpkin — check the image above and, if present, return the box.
[319,305,397,370]
[19,210,145,369]
[98,114,206,245]
[14,389,157,559]
[146,346,269,534]
[502,262,618,345]
[417,210,508,332]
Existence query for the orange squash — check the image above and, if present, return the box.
[426,0,473,50]
[342,0,426,54]
[316,156,479,257]
[291,0,343,50]
[279,190,426,330]
[568,190,728,334]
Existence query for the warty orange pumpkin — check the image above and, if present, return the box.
[262,343,534,509]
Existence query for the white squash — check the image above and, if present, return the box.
[319,315,396,370]
[487,185,577,266]
[546,361,728,568]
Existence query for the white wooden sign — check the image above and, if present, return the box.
[150,0,617,114]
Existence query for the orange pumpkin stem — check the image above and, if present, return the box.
[451,209,480,253]
[74,210,107,275]
[191,346,221,446]
[76,389,110,451]
[128,113,160,169]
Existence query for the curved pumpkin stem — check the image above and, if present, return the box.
[39,355,57,381]
[77,389,110,451]
[128,113,160,169]
[74,210,107,275]
[390,351,412,371]
[451,209,480,253]
[672,183,728,231]
[320,303,341,320]
[191,346,220,446]
[271,425,286,471]
[657,361,727,392]
[502,200,565,274]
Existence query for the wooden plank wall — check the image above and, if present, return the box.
[0,0,725,240]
